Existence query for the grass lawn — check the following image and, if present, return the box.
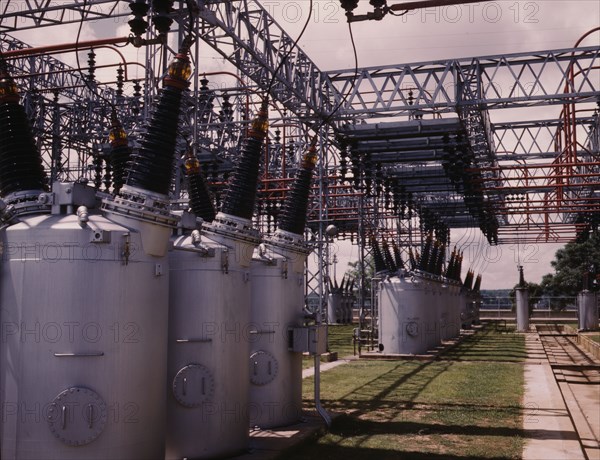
[584,334,600,344]
[290,324,525,459]
[441,325,528,362]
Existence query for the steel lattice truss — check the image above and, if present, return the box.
[327,47,600,113]
[0,0,124,31]
[1,1,600,307]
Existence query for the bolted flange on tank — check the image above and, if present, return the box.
[166,101,269,459]
[249,139,317,429]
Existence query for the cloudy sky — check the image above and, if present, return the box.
[7,1,599,289]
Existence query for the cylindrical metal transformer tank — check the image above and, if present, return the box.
[578,291,599,331]
[0,213,169,459]
[426,280,443,350]
[460,290,474,330]
[439,284,450,342]
[248,234,307,429]
[342,293,354,324]
[441,283,460,341]
[515,287,530,332]
[327,293,341,324]
[378,275,432,355]
[166,214,259,459]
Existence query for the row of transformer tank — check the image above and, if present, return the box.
[0,49,325,460]
[327,276,356,324]
[372,235,482,355]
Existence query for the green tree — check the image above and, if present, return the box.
[540,234,600,302]
[345,254,375,300]
[509,282,543,314]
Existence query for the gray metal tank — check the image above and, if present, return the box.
[443,282,464,340]
[439,280,459,340]
[248,230,308,428]
[166,212,260,459]
[378,274,432,355]
[327,292,341,324]
[0,203,171,459]
[438,284,450,342]
[426,279,443,351]
[447,285,464,339]
[578,291,598,330]
[515,287,530,332]
[342,292,354,324]
[460,290,474,329]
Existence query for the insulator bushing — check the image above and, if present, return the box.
[277,141,317,235]
[435,244,445,276]
[428,242,439,274]
[186,161,216,223]
[110,143,131,194]
[103,162,112,191]
[408,247,417,271]
[125,86,181,195]
[464,270,474,290]
[220,102,268,220]
[391,240,404,270]
[419,235,433,271]
[371,237,387,274]
[473,274,482,292]
[382,240,397,272]
[116,65,124,97]
[87,51,96,81]
[0,71,47,197]
[93,155,103,189]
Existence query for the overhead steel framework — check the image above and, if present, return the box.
[1,1,599,308]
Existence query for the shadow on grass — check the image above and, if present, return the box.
[441,325,527,362]
[292,323,526,459]
[282,443,518,460]
[326,413,578,440]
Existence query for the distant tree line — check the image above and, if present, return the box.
[511,233,600,310]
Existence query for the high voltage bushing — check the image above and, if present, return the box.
[428,241,439,274]
[435,243,446,276]
[371,236,388,274]
[0,62,47,199]
[184,151,216,222]
[277,139,317,235]
[419,234,433,271]
[108,115,131,194]
[391,240,405,270]
[473,274,482,292]
[125,52,191,196]
[464,269,474,290]
[220,101,269,220]
[382,239,397,272]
